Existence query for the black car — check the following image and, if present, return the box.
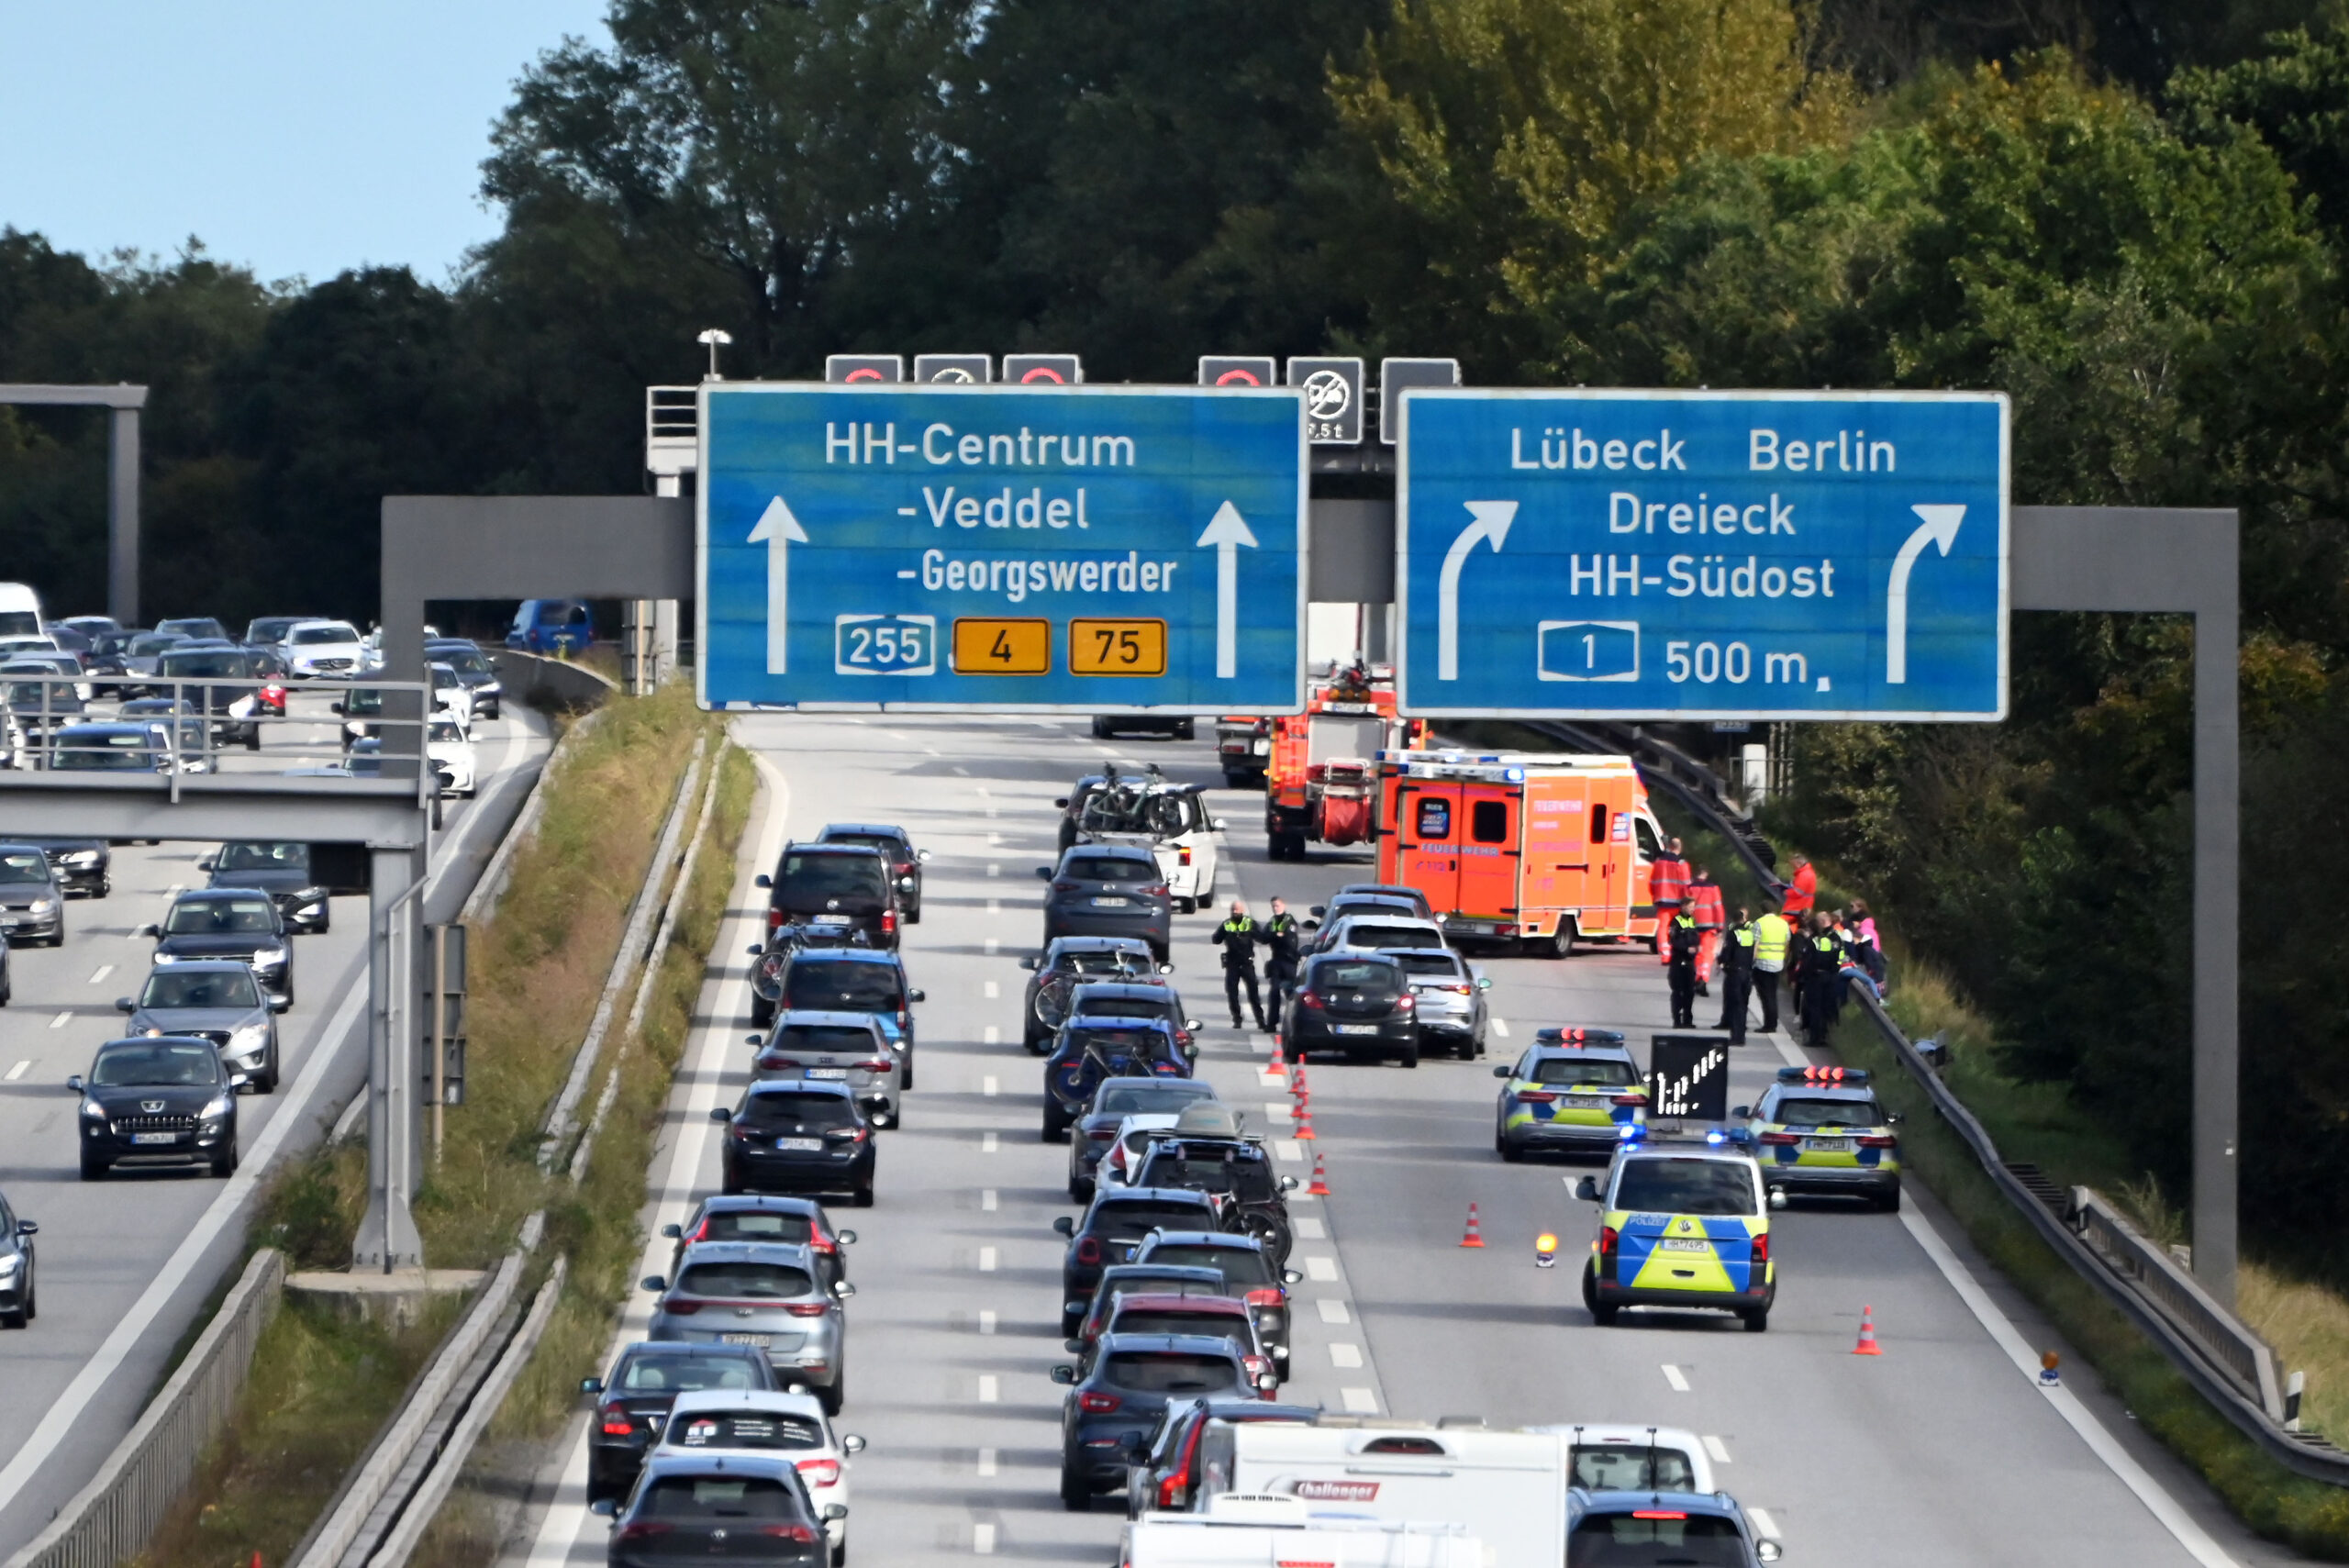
[1051,1186,1230,1334]
[1130,1230,1303,1363]
[154,646,264,746]
[0,1187,36,1328]
[1036,846,1172,961]
[714,1081,876,1206]
[1067,1262,1230,1361]
[1019,936,1165,1050]
[1131,1129,1300,1264]
[581,1341,780,1504]
[1281,951,1419,1067]
[1052,1333,1265,1510]
[5,680,88,736]
[810,823,927,922]
[596,1452,837,1568]
[70,1035,244,1178]
[139,890,295,1011]
[1066,1076,1222,1201]
[660,1195,857,1289]
[756,843,901,951]
[204,841,332,934]
[1087,713,1196,741]
[47,721,182,774]
[1042,1017,1190,1140]
[751,949,922,1085]
[154,617,230,642]
[5,837,109,898]
[1125,1396,1320,1518]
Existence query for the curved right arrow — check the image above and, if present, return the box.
[1887,504,1965,684]
[1438,500,1518,681]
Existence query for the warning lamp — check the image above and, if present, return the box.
[2039,1350,2062,1387]
[1534,1233,1559,1269]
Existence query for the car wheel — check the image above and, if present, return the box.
[1176,896,1195,915]
[1060,1466,1092,1511]
[818,1366,845,1414]
[1498,1131,1523,1163]
[1,1293,25,1330]
[80,1151,108,1182]
[260,1047,281,1095]
[1582,1263,1617,1325]
[1742,1307,1770,1332]
[1175,720,1196,740]
[1042,1111,1067,1142]
[1398,1042,1419,1068]
[22,1274,31,1322]
[751,996,774,1029]
[1070,1177,1094,1203]
[96,877,111,898]
[899,1054,915,1092]
[212,1141,239,1178]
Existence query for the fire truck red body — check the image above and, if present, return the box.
[1262,664,1426,862]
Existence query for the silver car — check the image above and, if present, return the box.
[1382,947,1491,1059]
[753,1010,903,1129]
[1305,913,1453,959]
[642,1240,854,1414]
[117,960,280,1092]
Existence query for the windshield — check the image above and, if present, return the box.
[820,832,903,859]
[666,1410,825,1451]
[290,624,358,645]
[431,647,490,674]
[774,1024,879,1053]
[128,634,182,656]
[1568,1513,1746,1568]
[1531,1057,1642,1087]
[429,719,462,743]
[778,853,887,901]
[781,962,900,1012]
[1101,1352,1240,1396]
[1111,1308,1246,1341]
[1570,1444,1698,1492]
[1062,855,1153,883]
[218,842,307,873]
[91,1040,219,1086]
[165,897,277,935]
[1097,1082,1216,1116]
[1139,1151,1277,1204]
[1393,951,1464,977]
[696,1210,815,1245]
[1613,1159,1758,1217]
[159,652,250,677]
[1341,922,1436,951]
[158,619,226,639]
[343,689,384,716]
[52,734,155,770]
[640,1476,805,1522]
[1090,1200,1212,1237]
[740,1091,859,1131]
[139,970,261,1009]
[1311,960,1402,995]
[5,681,78,706]
[1145,1244,1274,1286]
[674,1261,815,1299]
[618,1353,765,1394]
[1066,1026,1169,1058]
[0,851,50,884]
[1774,1096,1885,1129]
[1063,950,1151,976]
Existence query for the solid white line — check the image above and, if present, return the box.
[1329,1343,1364,1368]
[976,1448,997,1477]
[1341,1388,1378,1413]
[3,1061,26,1082]
[981,1131,998,1153]
[977,1374,999,1404]
[1491,1018,1510,1038]
[1747,1508,1781,1542]
[1662,1363,1691,1392]
[47,1011,69,1030]
[978,1247,997,1273]
[1317,1299,1351,1325]
[982,1075,998,1096]
[974,1522,996,1555]
[1703,1434,1731,1463]
[86,964,111,984]
[1898,1201,2240,1567]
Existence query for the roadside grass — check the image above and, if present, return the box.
[128,686,730,1568]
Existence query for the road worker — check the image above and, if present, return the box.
[1781,853,1817,917]
[1751,907,1791,1034]
[1212,899,1268,1031]
[1687,867,1725,995]
[1649,837,1690,966]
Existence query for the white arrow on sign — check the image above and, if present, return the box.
[747,495,809,674]
[1197,501,1259,679]
[1437,500,1518,681]
[1886,504,1965,684]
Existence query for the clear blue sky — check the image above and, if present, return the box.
[0,0,615,285]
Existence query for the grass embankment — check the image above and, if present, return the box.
[130,684,742,1568]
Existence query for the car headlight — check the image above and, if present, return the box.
[295,887,329,908]
[62,851,98,865]
[477,681,501,697]
[0,1253,17,1276]
[153,951,183,964]
[230,1024,270,1054]
[81,1099,106,1119]
[200,1093,233,1120]
[252,946,288,967]
[28,897,55,915]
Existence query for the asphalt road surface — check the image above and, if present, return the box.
[509,713,2297,1568]
[0,699,553,1558]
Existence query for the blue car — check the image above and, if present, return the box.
[1051,1332,1271,1511]
[506,598,593,655]
[1042,1015,1189,1140]
[1567,1487,1781,1564]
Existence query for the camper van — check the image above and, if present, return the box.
[0,584,44,640]
[1124,1495,1483,1568]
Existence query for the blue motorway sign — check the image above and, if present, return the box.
[1395,389,2009,719]
[698,384,1307,712]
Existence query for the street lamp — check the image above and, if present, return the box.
[697,328,733,382]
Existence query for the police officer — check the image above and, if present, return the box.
[1262,896,1303,1003]
[1801,913,1846,1049]
[1665,906,1700,1029]
[1751,906,1791,1034]
[1716,906,1756,1045]
[1212,899,1268,1031]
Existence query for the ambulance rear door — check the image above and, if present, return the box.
[1389,779,1464,915]
[1579,774,1640,938]
[1454,783,1521,921]
[1520,775,1589,939]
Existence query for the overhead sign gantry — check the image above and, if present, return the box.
[696,383,1308,714]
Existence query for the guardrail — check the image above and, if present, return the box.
[2,1249,285,1568]
[2071,1186,2286,1416]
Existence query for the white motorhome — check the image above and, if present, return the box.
[1125,1495,1483,1568]
[0,584,44,640]
[1525,1423,1715,1496]
[1195,1425,1569,1568]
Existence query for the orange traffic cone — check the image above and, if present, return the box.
[1293,1103,1317,1140]
[1265,1040,1286,1077]
[1460,1203,1486,1248]
[1308,1148,1331,1195]
[1853,1305,1884,1356]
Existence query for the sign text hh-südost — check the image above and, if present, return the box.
[696,383,1308,712]
[1394,389,2009,720]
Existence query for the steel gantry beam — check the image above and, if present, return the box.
[0,384,147,627]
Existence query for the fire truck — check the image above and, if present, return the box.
[1214,717,1271,788]
[1263,663,1427,861]
[1375,751,1667,956]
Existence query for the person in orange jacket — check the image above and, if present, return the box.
[1688,868,1725,995]
[1648,837,1689,964]
[1781,853,1817,918]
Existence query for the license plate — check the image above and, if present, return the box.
[1806,1138,1853,1152]
[1563,1095,1606,1108]
[774,1137,825,1152]
[132,1132,179,1145]
[1657,1237,1710,1253]
[719,1333,771,1347]
[812,914,852,926]
[1331,1023,1379,1035]
[1091,896,1130,907]
[806,1067,848,1080]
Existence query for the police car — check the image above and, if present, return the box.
[1733,1064,1903,1210]
[1492,1029,1648,1162]
[1575,1132,1781,1330]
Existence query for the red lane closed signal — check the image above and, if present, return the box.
[1199,356,1277,388]
[1003,353,1081,384]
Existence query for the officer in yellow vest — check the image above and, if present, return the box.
[1716,908,1757,1045]
[1751,908,1791,1034]
[1212,900,1268,1030]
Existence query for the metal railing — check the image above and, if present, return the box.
[2,1249,286,1568]
[2072,1186,2286,1416]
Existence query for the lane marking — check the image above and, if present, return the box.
[981,1131,998,1153]
[1662,1364,1690,1392]
[1262,1101,1292,1122]
[983,938,998,956]
[1274,1140,1302,1163]
[1491,1018,1510,1038]
[979,1309,996,1335]
[3,1062,26,1082]
[1747,1508,1781,1543]
[982,1026,1000,1046]
[1703,1435,1731,1463]
[977,1374,998,1403]
[165,883,183,895]
[982,1189,997,1212]
[978,1247,997,1273]
[974,1522,996,1555]
[983,980,999,998]
[1295,1217,1326,1240]
[1317,1299,1351,1325]
[953,764,971,776]
[1341,1388,1378,1413]
[86,964,112,984]
[987,863,1000,878]
[976,1448,997,1477]
[982,1075,998,1096]
[48,1011,70,1029]
[1329,1343,1364,1369]
[1304,1256,1338,1282]
[986,899,1000,917]
[986,832,1001,847]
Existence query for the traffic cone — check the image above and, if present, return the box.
[1460,1203,1486,1248]
[1308,1148,1331,1195]
[1853,1305,1883,1356]
[1265,1039,1286,1077]
[1293,1103,1317,1140]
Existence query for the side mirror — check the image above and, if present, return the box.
[1308,906,1326,918]
[15,1220,34,1236]
[1049,1364,1076,1385]
[589,1498,618,1518]
[136,922,160,938]
[916,849,931,862]
[1281,1269,1305,1284]
[1034,866,1053,881]
[228,1073,250,1088]
[746,1034,765,1048]
[841,1434,867,1454]
[754,873,772,889]
[1279,1175,1299,1191]
[328,701,345,716]
[197,854,216,871]
[1212,818,1228,831]
[907,988,926,1003]
[660,1223,681,1239]
[1492,1064,1512,1079]
[581,1376,605,1395]
[1476,976,1493,991]
[748,943,764,957]
[1186,1018,1202,1030]
[1052,1216,1075,1237]
[836,1229,857,1245]
[821,1504,849,1523]
[114,996,135,1013]
[66,1075,84,1093]
[833,1281,856,1297]
[1019,955,1039,971]
[1054,797,1070,809]
[708,1106,732,1123]
[1888,1111,1906,1125]
[1769,1189,1789,1210]
[1731,1105,1751,1119]
[1756,1540,1783,1562]
[1575,1176,1601,1202]
[640,1275,669,1293]
[1302,919,1319,932]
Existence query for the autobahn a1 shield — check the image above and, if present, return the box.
[1395,389,2009,719]
[698,383,1307,712]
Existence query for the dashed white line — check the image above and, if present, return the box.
[983,980,999,998]
[1304,1256,1339,1282]
[1491,1018,1511,1038]
[1274,1139,1302,1163]
[983,1026,1000,1045]
[1262,1101,1292,1122]
[977,1374,999,1403]
[984,938,998,956]
[86,964,112,984]
[974,1522,996,1555]
[987,863,1000,878]
[1662,1363,1691,1392]
[1703,1434,1731,1463]
[982,1189,998,1212]
[3,1061,26,1082]
[1317,1298,1351,1325]
[979,1309,996,1335]
[953,765,971,776]
[1329,1343,1364,1369]
[1341,1387,1379,1413]
[1295,1217,1326,1240]
[48,1011,70,1030]
[986,898,1000,917]
[978,1247,998,1273]
[1746,1508,1781,1542]
[982,1075,999,1096]
[976,1447,998,1477]
[165,883,184,895]
[981,1131,998,1154]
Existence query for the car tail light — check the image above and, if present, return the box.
[767,908,785,931]
[1244,1288,1285,1307]
[1631,1511,1688,1521]
[1751,1231,1770,1263]
[1857,1134,1898,1147]
[785,1302,831,1318]
[1598,1225,1620,1260]
[1759,1131,1802,1145]
[896,1008,908,1029]
[1516,1090,1557,1103]
[1142,884,1169,898]
[808,1229,837,1254]
[1087,1127,1117,1141]
[1075,1237,1103,1265]
[617,1522,673,1541]
[758,1055,801,1071]
[1177,846,1193,865]
[601,1411,635,1436]
[881,908,896,935]
[758,1524,818,1542]
[1435,982,1471,994]
[1158,1473,1187,1509]
[1297,991,1324,1010]
[1078,1391,1122,1413]
[852,1059,895,1073]
[1610,1093,1648,1106]
[663,1299,702,1315]
[1054,880,1079,893]
[825,1126,870,1144]
[795,1458,841,1487]
[1395,993,1415,1011]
